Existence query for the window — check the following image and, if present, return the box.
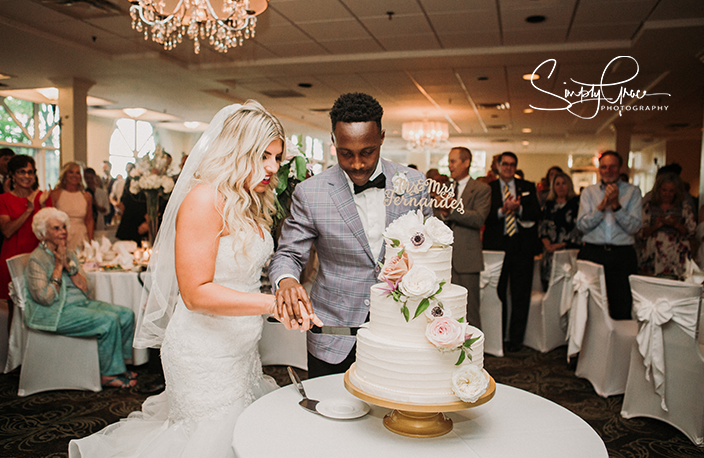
[0,96,61,188]
[109,118,157,177]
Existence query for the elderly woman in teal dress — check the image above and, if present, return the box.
[24,207,136,388]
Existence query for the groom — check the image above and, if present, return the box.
[270,92,431,378]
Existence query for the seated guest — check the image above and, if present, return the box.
[638,172,696,280]
[24,208,136,388]
[538,172,581,291]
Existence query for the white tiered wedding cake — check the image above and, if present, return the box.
[349,210,489,405]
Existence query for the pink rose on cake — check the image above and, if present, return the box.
[399,266,438,298]
[452,365,489,403]
[425,317,466,349]
[378,249,413,283]
[424,216,454,246]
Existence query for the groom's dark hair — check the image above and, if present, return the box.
[329,92,383,132]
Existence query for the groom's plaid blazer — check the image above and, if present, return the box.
[269,159,431,364]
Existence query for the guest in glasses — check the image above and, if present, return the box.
[24,208,135,388]
[0,155,51,330]
[270,92,431,378]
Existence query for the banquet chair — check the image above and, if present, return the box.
[570,260,638,397]
[621,275,704,446]
[480,251,505,357]
[524,249,578,353]
[259,317,307,370]
[6,253,101,396]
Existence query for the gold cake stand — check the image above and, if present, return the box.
[344,363,495,438]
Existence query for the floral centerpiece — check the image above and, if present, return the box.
[129,146,175,245]
[272,138,309,236]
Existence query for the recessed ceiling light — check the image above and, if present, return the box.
[522,128,532,133]
[524,108,534,114]
[0,73,14,80]
[525,15,546,23]
[184,121,201,129]
[522,141,530,146]
[523,73,540,81]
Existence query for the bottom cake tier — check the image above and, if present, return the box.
[353,325,485,404]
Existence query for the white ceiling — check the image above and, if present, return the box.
[0,0,703,157]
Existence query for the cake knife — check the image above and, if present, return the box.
[267,317,361,336]
[287,366,321,415]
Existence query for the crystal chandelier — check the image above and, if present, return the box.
[129,0,268,54]
[402,121,450,150]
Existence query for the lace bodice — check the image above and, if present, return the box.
[161,229,273,422]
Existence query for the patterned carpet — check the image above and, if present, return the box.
[0,346,702,458]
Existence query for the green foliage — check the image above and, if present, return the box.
[413,298,430,319]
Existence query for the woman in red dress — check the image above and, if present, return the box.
[0,155,52,325]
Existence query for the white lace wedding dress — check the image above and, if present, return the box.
[69,231,278,458]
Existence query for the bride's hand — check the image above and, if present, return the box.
[294,300,323,331]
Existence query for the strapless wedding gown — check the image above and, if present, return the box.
[69,231,278,458]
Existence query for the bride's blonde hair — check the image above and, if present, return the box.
[192,101,284,252]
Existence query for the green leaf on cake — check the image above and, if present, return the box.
[413,298,430,319]
[458,317,465,323]
[389,238,401,248]
[464,336,480,348]
[401,305,409,322]
[455,350,466,365]
[435,280,446,295]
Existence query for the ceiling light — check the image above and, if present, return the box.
[525,15,546,23]
[130,0,268,54]
[522,141,530,146]
[402,121,449,150]
[0,73,14,80]
[524,108,534,114]
[522,128,532,133]
[184,121,201,129]
[36,87,59,101]
[123,107,147,118]
[523,73,540,81]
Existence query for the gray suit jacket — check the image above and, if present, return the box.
[445,178,491,273]
[269,159,431,364]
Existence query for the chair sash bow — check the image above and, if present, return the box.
[632,290,699,411]
[566,271,597,360]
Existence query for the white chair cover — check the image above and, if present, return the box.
[524,250,578,353]
[4,253,101,395]
[480,251,505,357]
[572,261,638,397]
[566,266,602,360]
[629,275,701,411]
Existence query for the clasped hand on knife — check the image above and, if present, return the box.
[275,278,324,331]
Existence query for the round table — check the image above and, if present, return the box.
[232,373,607,458]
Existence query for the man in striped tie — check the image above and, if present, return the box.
[482,152,542,353]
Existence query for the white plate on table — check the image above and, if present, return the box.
[316,398,370,420]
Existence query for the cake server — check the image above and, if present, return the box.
[310,325,360,336]
[287,366,320,415]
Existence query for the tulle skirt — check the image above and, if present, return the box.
[69,376,277,458]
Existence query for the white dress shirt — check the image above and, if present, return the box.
[344,160,385,262]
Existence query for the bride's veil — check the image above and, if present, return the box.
[133,103,242,349]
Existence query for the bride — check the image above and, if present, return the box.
[69,101,321,457]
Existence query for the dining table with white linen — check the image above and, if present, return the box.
[84,269,149,366]
[232,373,608,458]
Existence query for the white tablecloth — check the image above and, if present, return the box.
[233,374,607,458]
[85,270,148,366]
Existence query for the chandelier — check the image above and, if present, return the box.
[129,0,268,54]
[402,121,450,150]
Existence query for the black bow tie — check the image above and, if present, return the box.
[354,173,386,194]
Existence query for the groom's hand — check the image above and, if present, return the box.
[276,278,322,330]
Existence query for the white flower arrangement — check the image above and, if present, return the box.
[128,146,175,195]
[451,364,489,403]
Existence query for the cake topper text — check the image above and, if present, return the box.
[383,178,465,214]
